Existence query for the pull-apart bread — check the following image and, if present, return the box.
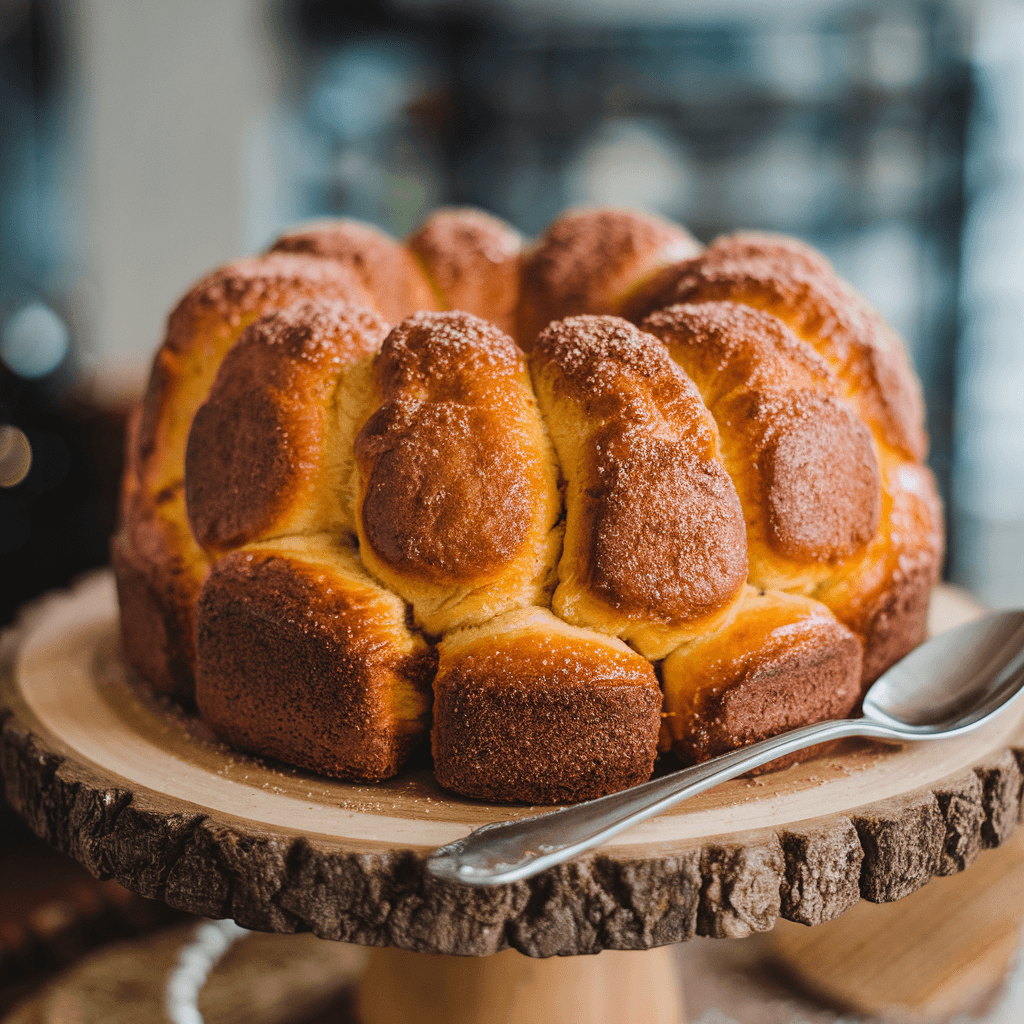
[115,207,943,803]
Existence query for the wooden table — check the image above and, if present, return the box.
[2,574,1022,1023]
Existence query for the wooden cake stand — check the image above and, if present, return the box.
[2,572,1023,1024]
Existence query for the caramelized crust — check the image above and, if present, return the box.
[268,218,438,324]
[137,253,374,498]
[185,301,388,556]
[644,302,881,591]
[815,452,943,687]
[117,206,943,803]
[195,537,435,782]
[406,208,523,336]
[355,311,561,634]
[118,402,144,524]
[112,488,208,700]
[517,208,701,351]
[622,232,927,462]
[661,587,862,765]
[118,254,373,696]
[117,392,208,698]
[530,315,747,658]
[433,608,662,804]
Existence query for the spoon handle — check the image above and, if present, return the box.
[426,716,884,886]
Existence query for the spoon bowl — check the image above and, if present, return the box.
[426,609,1024,887]
[863,610,1024,732]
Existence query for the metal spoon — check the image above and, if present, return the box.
[426,609,1024,887]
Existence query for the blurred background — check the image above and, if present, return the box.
[0,0,1022,625]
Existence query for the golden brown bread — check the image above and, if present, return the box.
[661,587,862,765]
[529,314,747,658]
[136,253,375,500]
[406,208,523,336]
[815,453,943,686]
[517,207,701,351]
[433,608,662,803]
[118,253,379,697]
[622,232,927,462]
[354,310,561,635]
[195,536,434,782]
[113,404,201,701]
[111,503,205,702]
[631,241,943,687]
[268,218,439,324]
[643,302,881,592]
[185,301,388,556]
[115,206,942,801]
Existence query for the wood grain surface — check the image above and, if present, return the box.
[1,573,1022,957]
[771,824,1024,1021]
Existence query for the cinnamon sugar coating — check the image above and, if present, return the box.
[433,609,661,804]
[137,252,375,497]
[159,252,374,359]
[268,218,438,324]
[517,208,701,351]
[623,232,927,462]
[530,314,747,658]
[407,208,523,337]
[644,302,881,591]
[662,587,862,765]
[196,538,435,782]
[185,301,387,556]
[815,455,943,686]
[117,405,207,699]
[117,253,374,696]
[355,311,561,634]
[111,507,205,701]
[116,205,943,800]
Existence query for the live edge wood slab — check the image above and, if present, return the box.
[1,573,1022,959]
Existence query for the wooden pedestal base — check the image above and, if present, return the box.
[769,825,1024,1021]
[4,576,1021,957]
[3,575,1023,1024]
[2,929,685,1024]
[356,945,685,1024]
[7,836,1024,1024]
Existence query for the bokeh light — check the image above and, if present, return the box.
[0,426,32,489]
[0,302,70,380]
